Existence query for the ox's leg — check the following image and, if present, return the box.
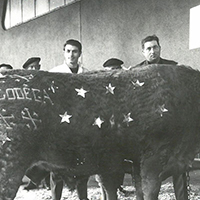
[0,147,37,200]
[97,173,120,200]
[140,156,162,200]
[95,175,107,200]
[76,176,89,200]
[50,172,64,200]
[44,173,51,189]
[133,163,144,200]
[25,163,50,188]
[0,166,27,200]
[173,173,189,200]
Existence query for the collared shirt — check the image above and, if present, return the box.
[49,62,88,74]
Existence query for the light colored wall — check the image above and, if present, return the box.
[0,0,81,70]
[81,0,193,69]
[0,0,200,71]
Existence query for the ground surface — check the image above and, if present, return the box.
[15,171,200,200]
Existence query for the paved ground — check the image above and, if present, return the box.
[15,170,200,200]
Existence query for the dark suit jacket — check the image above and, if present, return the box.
[135,58,178,68]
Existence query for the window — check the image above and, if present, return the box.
[3,0,80,29]
[23,0,35,22]
[10,0,21,27]
[50,0,64,10]
[36,0,49,16]
[189,5,200,49]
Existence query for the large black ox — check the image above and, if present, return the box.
[0,64,199,200]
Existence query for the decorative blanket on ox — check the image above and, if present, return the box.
[0,64,200,200]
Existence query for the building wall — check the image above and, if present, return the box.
[0,0,200,71]
[0,0,81,70]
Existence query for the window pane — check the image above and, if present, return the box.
[190,5,200,49]
[10,0,22,27]
[23,0,35,22]
[4,0,11,29]
[65,0,79,6]
[50,0,64,10]
[36,0,49,16]
[4,0,80,29]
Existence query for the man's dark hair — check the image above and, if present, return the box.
[141,35,160,49]
[63,39,82,52]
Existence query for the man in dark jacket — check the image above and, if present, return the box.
[135,35,190,200]
[135,35,177,67]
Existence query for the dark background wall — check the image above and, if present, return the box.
[0,0,199,71]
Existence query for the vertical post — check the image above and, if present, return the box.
[34,0,36,17]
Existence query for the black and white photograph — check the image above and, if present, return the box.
[0,0,200,199]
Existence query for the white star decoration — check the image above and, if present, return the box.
[157,104,168,117]
[93,117,104,128]
[59,112,72,123]
[0,132,11,145]
[106,83,115,94]
[54,80,171,129]
[75,87,88,98]
[131,80,145,89]
[123,113,133,126]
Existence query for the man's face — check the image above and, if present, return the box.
[64,44,81,66]
[26,61,40,70]
[142,40,161,64]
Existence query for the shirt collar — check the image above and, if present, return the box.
[63,61,83,74]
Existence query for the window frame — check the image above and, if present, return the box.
[2,0,80,30]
